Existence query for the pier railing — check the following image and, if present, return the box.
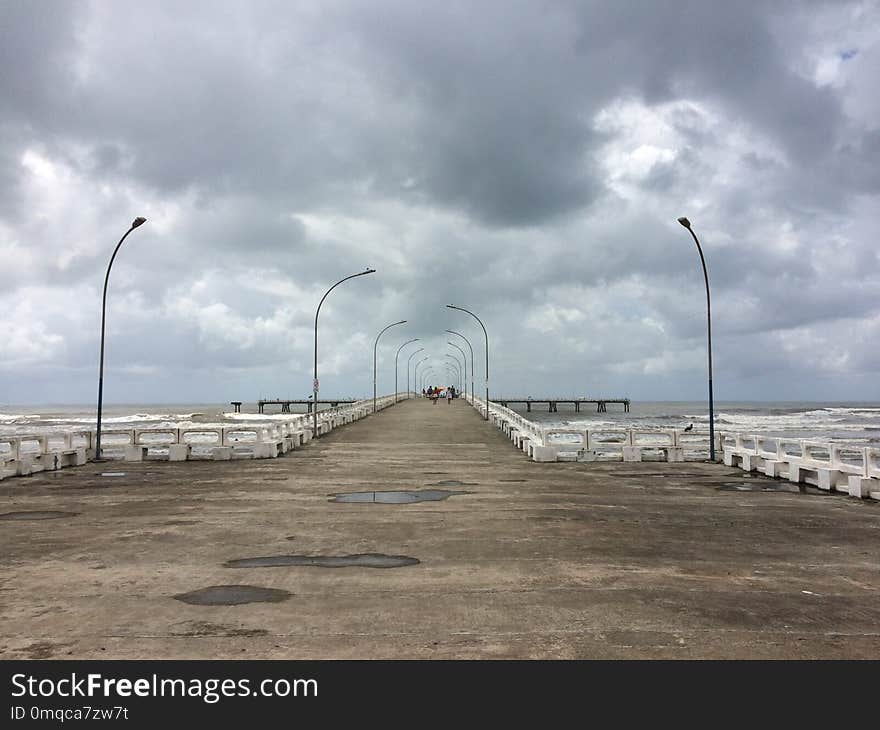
[722,433,879,500]
[467,395,878,501]
[5,394,877,502]
[0,393,408,480]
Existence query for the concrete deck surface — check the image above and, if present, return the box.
[1,398,878,659]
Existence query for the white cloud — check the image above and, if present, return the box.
[0,0,878,404]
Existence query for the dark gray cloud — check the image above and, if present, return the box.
[1,0,878,405]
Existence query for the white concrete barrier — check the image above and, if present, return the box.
[470,397,700,466]
[467,397,877,501]
[0,393,409,481]
[0,433,88,479]
[722,433,878,500]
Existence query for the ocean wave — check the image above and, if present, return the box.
[684,410,863,430]
[222,412,312,421]
[0,414,42,424]
[53,413,204,425]
[823,407,880,416]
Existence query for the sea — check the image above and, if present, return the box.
[1,401,879,446]
[504,401,880,445]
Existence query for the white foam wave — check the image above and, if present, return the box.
[222,412,311,421]
[56,413,207,425]
[0,413,42,424]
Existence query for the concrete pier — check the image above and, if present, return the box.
[494,397,630,413]
[1,398,879,659]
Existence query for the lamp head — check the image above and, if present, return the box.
[365,268,376,274]
[677,217,691,229]
[132,217,147,228]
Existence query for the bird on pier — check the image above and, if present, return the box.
[684,423,694,432]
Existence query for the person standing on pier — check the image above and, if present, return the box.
[447,386,454,404]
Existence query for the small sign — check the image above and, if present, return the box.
[313,379,319,390]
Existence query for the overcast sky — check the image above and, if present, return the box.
[2,0,878,406]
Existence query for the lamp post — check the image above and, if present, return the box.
[445,354,462,391]
[406,347,424,395]
[677,217,715,461]
[447,341,468,400]
[446,305,489,419]
[446,330,475,403]
[414,356,429,393]
[373,320,407,413]
[314,268,375,437]
[395,339,419,402]
[446,352,464,390]
[445,367,458,393]
[421,369,436,392]
[95,216,147,461]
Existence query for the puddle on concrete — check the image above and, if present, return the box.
[0,510,79,521]
[225,553,420,569]
[499,479,527,483]
[330,489,466,504]
[100,472,127,477]
[716,482,826,495]
[173,585,291,606]
[427,479,476,487]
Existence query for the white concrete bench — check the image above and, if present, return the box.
[533,429,591,462]
[624,430,683,463]
[1,434,88,475]
[723,434,761,470]
[723,434,878,500]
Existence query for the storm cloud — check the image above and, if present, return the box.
[1,0,878,404]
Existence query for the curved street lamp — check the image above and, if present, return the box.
[413,355,431,378]
[444,367,458,393]
[677,217,715,461]
[395,338,419,402]
[447,341,468,400]
[446,305,489,419]
[445,354,462,391]
[95,216,147,461]
[414,356,429,392]
[314,268,375,437]
[406,347,424,395]
[373,320,407,413]
[446,330,475,404]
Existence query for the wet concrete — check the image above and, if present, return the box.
[173,585,291,606]
[716,482,826,495]
[0,510,78,520]
[225,554,420,568]
[330,489,466,503]
[1,397,879,659]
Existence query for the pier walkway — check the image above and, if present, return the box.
[2,398,879,659]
